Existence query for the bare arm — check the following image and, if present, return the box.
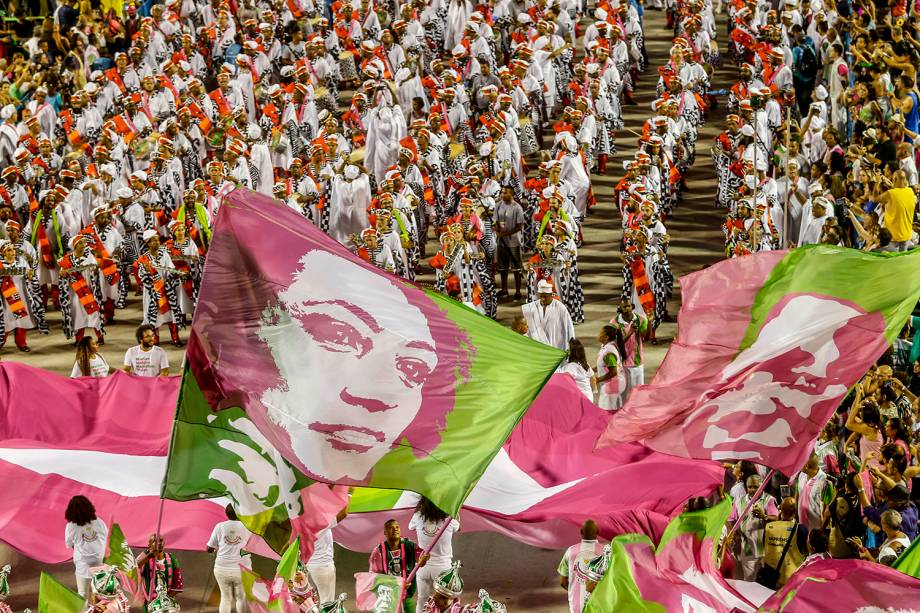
[845,406,877,437]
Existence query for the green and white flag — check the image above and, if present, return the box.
[104,523,138,580]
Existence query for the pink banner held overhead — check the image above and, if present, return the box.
[0,363,226,563]
[0,363,722,561]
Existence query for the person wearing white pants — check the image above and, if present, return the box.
[64,495,108,602]
[409,497,461,613]
[306,527,337,604]
[213,567,246,613]
[207,506,252,613]
[307,507,349,604]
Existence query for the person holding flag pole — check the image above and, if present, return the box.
[369,519,430,612]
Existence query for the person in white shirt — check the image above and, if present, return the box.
[123,324,170,377]
[307,505,349,603]
[70,337,111,378]
[409,497,461,613]
[207,506,252,613]
[522,279,576,351]
[64,495,108,600]
[559,339,595,400]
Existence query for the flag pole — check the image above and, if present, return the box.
[719,469,775,562]
[397,515,454,611]
[155,367,186,541]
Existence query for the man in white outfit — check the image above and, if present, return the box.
[207,506,252,613]
[522,279,576,351]
[306,506,348,603]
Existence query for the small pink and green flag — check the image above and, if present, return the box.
[584,497,756,613]
[598,247,920,475]
[355,572,404,613]
[240,566,299,613]
[274,537,301,582]
[104,523,138,580]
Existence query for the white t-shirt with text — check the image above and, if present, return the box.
[70,354,110,378]
[65,519,108,578]
[123,345,170,377]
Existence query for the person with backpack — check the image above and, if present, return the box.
[793,30,820,116]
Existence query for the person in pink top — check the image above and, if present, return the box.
[557,520,605,613]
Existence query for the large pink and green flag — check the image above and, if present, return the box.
[598,247,920,475]
[162,189,564,549]
[584,497,758,613]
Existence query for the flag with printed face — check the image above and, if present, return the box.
[598,247,920,475]
[163,189,563,548]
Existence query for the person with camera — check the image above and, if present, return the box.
[848,509,911,566]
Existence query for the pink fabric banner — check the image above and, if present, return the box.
[758,558,920,611]
[0,362,227,564]
[0,364,721,561]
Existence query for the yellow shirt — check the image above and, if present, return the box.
[763,520,804,587]
[885,187,916,242]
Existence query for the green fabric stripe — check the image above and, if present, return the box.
[348,488,407,513]
[584,535,664,613]
[656,496,731,553]
[894,535,920,579]
[38,572,84,613]
[742,246,920,351]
